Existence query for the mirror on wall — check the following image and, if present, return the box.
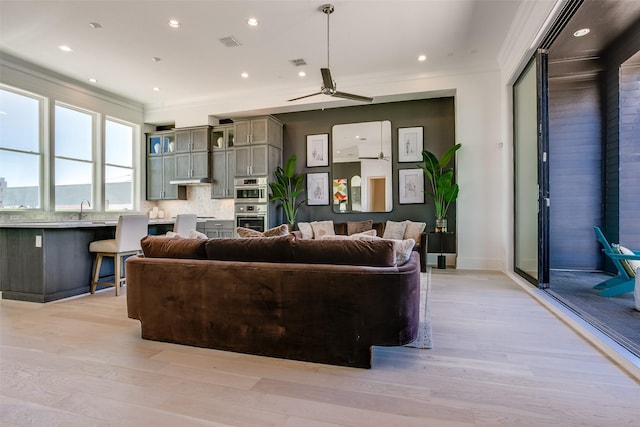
[331,120,392,213]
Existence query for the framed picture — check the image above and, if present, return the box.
[306,134,329,167]
[307,172,329,205]
[399,169,425,204]
[398,127,423,162]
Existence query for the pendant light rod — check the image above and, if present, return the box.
[322,4,334,69]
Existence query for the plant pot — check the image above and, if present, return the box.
[435,218,448,233]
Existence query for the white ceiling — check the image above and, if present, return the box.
[1,1,523,119]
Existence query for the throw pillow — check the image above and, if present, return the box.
[404,220,426,243]
[296,222,313,239]
[617,245,639,278]
[165,231,180,238]
[311,220,335,238]
[263,224,290,237]
[320,229,377,241]
[237,224,290,238]
[188,229,208,239]
[347,220,373,235]
[392,238,416,265]
[383,220,407,240]
[236,226,264,238]
[353,229,377,237]
[351,234,415,266]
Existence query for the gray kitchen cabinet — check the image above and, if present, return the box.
[196,220,234,238]
[235,144,281,177]
[146,132,185,200]
[211,150,235,198]
[174,126,211,180]
[233,116,283,147]
[232,116,282,177]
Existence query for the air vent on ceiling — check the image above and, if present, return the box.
[289,58,308,67]
[219,36,241,48]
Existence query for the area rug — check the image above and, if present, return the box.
[405,267,432,349]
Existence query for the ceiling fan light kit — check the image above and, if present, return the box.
[288,4,373,103]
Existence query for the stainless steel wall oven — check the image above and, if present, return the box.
[234,204,268,233]
[234,177,268,204]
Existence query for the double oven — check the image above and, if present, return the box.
[234,177,269,233]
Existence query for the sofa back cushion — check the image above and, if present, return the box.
[291,238,395,267]
[206,234,294,263]
[140,235,208,259]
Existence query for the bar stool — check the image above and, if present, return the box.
[89,214,148,296]
[173,214,197,237]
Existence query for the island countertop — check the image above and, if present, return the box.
[0,219,178,228]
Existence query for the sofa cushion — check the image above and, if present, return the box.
[310,220,335,238]
[347,220,373,235]
[383,220,407,240]
[404,220,426,243]
[291,238,395,267]
[140,235,208,260]
[206,234,294,263]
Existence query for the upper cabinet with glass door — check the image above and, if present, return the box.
[211,125,235,150]
[147,131,175,156]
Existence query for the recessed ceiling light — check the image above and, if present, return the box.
[298,71,306,77]
[247,18,259,26]
[241,72,249,79]
[573,28,590,37]
[58,45,72,52]
[153,87,160,92]
[152,57,162,62]
[88,78,97,83]
[168,19,181,29]
[88,22,102,29]
[417,54,427,62]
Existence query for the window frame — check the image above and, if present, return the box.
[0,85,46,210]
[0,83,141,214]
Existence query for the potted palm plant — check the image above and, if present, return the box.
[417,143,462,232]
[269,154,305,228]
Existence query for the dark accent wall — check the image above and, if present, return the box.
[600,17,640,252]
[273,98,456,252]
[548,77,602,270]
[618,63,640,247]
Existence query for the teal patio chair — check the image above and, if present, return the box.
[593,226,640,297]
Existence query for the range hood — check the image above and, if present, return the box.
[169,177,212,185]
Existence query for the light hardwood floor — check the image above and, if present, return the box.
[1,270,639,426]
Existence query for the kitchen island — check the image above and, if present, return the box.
[0,220,175,302]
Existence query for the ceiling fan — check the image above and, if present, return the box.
[288,4,373,103]
[358,127,390,161]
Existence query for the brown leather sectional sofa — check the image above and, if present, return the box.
[126,234,420,368]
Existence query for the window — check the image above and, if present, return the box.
[54,104,94,210]
[105,119,134,211]
[0,87,43,209]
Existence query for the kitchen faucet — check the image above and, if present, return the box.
[79,200,91,220]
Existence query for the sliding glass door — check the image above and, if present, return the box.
[513,50,550,288]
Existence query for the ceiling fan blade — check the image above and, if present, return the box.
[332,91,373,103]
[287,91,323,102]
[321,68,334,90]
